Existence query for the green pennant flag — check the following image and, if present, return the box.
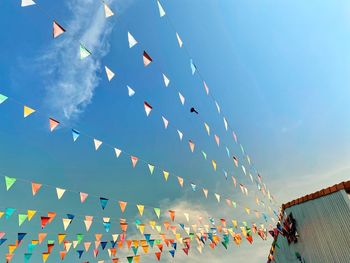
[201,151,207,160]
[24,253,32,263]
[221,241,228,249]
[5,176,16,191]
[77,234,84,244]
[18,214,28,226]
[132,246,138,255]
[0,94,8,104]
[154,208,161,218]
[127,256,133,263]
[80,44,91,59]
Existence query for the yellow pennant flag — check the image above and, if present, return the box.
[212,160,217,171]
[58,234,66,244]
[56,188,66,199]
[27,210,37,221]
[163,171,169,181]
[215,193,221,203]
[42,252,50,263]
[204,122,210,136]
[24,106,35,118]
[137,205,144,216]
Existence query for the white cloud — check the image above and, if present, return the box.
[39,0,115,120]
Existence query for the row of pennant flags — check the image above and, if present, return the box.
[0,93,277,220]
[18,0,276,208]
[2,173,277,229]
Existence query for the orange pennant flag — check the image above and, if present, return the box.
[119,201,127,213]
[168,210,175,221]
[49,118,59,132]
[31,182,42,196]
[143,51,152,66]
[177,176,184,187]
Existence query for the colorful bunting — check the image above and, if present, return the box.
[100,197,109,210]
[131,156,138,168]
[148,164,155,174]
[94,139,102,150]
[119,201,127,213]
[176,32,183,48]
[188,140,195,152]
[162,74,170,87]
[72,129,80,142]
[177,130,183,141]
[21,0,36,7]
[178,92,185,105]
[153,208,161,219]
[127,86,135,97]
[190,59,196,75]
[114,148,122,158]
[56,188,66,199]
[161,116,169,129]
[27,210,36,221]
[177,176,184,187]
[5,208,15,219]
[162,171,169,181]
[0,94,8,104]
[137,205,144,216]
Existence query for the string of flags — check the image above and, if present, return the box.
[153,0,277,204]
[16,0,276,208]
[0,94,277,220]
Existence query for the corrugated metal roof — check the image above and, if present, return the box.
[282,180,350,210]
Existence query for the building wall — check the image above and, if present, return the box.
[273,189,350,263]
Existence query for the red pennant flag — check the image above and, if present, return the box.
[155,252,161,261]
[49,118,60,132]
[131,156,138,168]
[53,21,65,38]
[40,217,50,229]
[168,210,175,222]
[183,247,189,255]
[59,251,66,260]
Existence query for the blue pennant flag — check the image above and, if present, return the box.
[100,197,108,210]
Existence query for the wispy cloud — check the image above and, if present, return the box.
[39,0,115,120]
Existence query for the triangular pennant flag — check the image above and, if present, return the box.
[119,201,127,213]
[177,130,183,141]
[202,151,207,159]
[178,92,185,105]
[23,106,35,118]
[148,164,155,174]
[5,176,16,191]
[24,253,32,262]
[223,117,228,131]
[190,59,196,75]
[154,208,161,219]
[58,234,66,244]
[105,66,115,81]
[40,216,50,228]
[204,123,210,136]
[137,205,144,216]
[184,213,189,222]
[49,118,59,132]
[56,188,66,199]
[21,0,36,7]
[215,101,221,113]
[155,251,161,261]
[38,233,47,244]
[163,171,169,181]
[100,198,108,210]
[131,156,138,168]
[80,43,91,59]
[177,176,184,187]
[161,116,169,129]
[72,129,80,142]
[94,139,102,150]
[0,94,8,104]
[42,252,49,263]
[27,210,36,221]
[127,85,135,97]
[18,214,28,226]
[80,192,88,203]
[203,81,209,95]
[114,148,122,158]
[168,210,175,221]
[162,74,170,87]
[143,51,152,66]
[62,218,71,230]
[203,188,208,198]
[53,21,65,38]
[190,183,196,191]
[176,32,183,48]
[214,135,220,146]
[144,101,152,116]
[157,1,166,17]
[188,140,195,152]
[5,208,16,219]
[128,32,138,48]
[104,3,114,18]
[215,193,221,203]
[212,160,217,171]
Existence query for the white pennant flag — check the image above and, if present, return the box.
[215,101,221,113]
[144,102,152,116]
[176,32,183,48]
[127,85,135,97]
[21,0,36,7]
[223,117,228,131]
[105,66,115,81]
[157,1,166,17]
[128,32,138,48]
[177,130,183,141]
[56,188,66,199]
[114,148,122,158]
[104,3,114,18]
[162,73,170,87]
[162,116,169,129]
[178,92,185,105]
[94,139,102,150]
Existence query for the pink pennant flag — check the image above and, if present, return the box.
[143,51,152,66]
[80,192,88,203]
[131,156,138,168]
[214,135,220,146]
[53,21,65,38]
[188,140,195,152]
[49,118,60,132]
[144,102,152,116]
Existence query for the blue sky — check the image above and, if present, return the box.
[0,0,350,262]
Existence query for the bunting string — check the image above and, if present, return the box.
[0,94,277,220]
